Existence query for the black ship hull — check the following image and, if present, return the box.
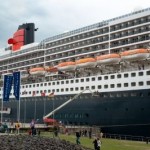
[3,88,150,136]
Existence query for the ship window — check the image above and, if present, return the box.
[57,82,59,85]
[48,82,51,86]
[66,88,69,91]
[70,88,73,91]
[124,73,128,78]
[123,93,128,97]
[29,85,32,88]
[22,86,24,88]
[92,77,95,81]
[66,80,69,84]
[104,85,108,89]
[81,79,84,82]
[91,86,95,90]
[110,84,115,88]
[117,74,121,78]
[61,81,64,84]
[139,81,144,86]
[98,85,102,89]
[124,83,128,87]
[75,87,79,91]
[146,70,150,75]
[131,93,137,96]
[98,77,102,80]
[86,78,90,82]
[80,87,84,90]
[48,90,51,93]
[139,93,144,97]
[52,82,55,85]
[131,72,136,77]
[147,81,150,85]
[44,83,47,86]
[52,89,55,92]
[29,91,31,94]
[116,93,121,97]
[37,84,39,87]
[110,75,115,79]
[57,89,59,92]
[71,80,74,83]
[86,86,89,89]
[110,93,115,97]
[26,85,28,88]
[138,72,143,76]
[76,79,79,83]
[104,76,108,80]
[40,83,43,86]
[131,82,136,86]
[61,89,64,92]
[117,83,121,87]
[33,84,35,87]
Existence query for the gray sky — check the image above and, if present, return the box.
[0,0,149,48]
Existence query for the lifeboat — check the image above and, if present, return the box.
[120,49,149,61]
[57,61,76,71]
[45,66,58,72]
[96,54,121,65]
[29,67,46,75]
[76,58,96,69]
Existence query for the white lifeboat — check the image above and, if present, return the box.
[76,58,96,69]
[29,67,46,75]
[96,54,121,65]
[120,49,149,61]
[57,61,76,71]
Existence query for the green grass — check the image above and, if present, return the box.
[41,132,150,150]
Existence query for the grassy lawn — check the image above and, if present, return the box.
[41,132,150,150]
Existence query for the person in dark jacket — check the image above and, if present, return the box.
[93,137,98,150]
[76,131,81,144]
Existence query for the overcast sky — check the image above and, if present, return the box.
[0,0,149,48]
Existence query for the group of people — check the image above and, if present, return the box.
[93,137,102,150]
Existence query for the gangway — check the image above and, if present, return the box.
[43,88,93,119]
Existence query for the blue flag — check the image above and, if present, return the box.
[13,72,21,100]
[3,75,13,101]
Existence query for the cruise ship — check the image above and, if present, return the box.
[0,8,150,136]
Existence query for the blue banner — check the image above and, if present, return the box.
[13,72,21,100]
[3,75,13,101]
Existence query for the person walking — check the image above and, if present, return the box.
[30,119,36,135]
[76,131,81,145]
[97,138,102,150]
[93,137,98,150]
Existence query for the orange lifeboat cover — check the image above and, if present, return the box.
[46,67,58,72]
[76,58,96,64]
[58,62,75,67]
[96,54,120,60]
[120,49,148,56]
[30,67,45,72]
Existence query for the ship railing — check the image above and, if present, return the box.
[103,133,150,142]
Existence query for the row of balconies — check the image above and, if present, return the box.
[0,53,44,66]
[110,16,150,32]
[45,26,149,56]
[111,25,150,40]
[46,28,109,48]
[45,36,109,55]
[45,17,150,49]
[0,58,44,71]
[111,34,150,47]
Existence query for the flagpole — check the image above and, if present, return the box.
[1,98,3,124]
